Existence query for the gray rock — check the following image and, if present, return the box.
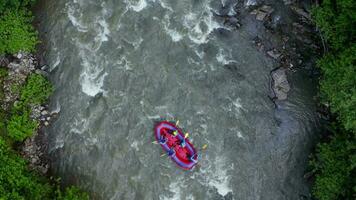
[256,11,268,21]
[16,53,23,59]
[271,68,290,100]
[267,49,282,59]
[245,0,257,7]
[44,121,49,126]
[41,110,48,115]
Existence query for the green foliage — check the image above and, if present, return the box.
[318,46,356,131]
[0,67,6,101]
[0,0,36,13]
[0,9,38,54]
[310,1,356,200]
[20,73,53,106]
[0,137,52,199]
[56,186,90,200]
[310,130,356,200]
[6,110,38,142]
[312,0,356,50]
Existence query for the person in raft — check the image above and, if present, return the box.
[158,135,167,144]
[167,147,175,157]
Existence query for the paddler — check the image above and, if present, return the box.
[167,147,175,157]
[158,135,167,144]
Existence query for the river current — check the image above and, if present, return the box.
[37,0,318,199]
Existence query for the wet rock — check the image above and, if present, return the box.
[267,49,282,59]
[271,68,290,100]
[291,6,311,21]
[283,0,295,5]
[41,110,48,116]
[40,64,49,71]
[224,17,241,29]
[245,0,258,8]
[251,5,274,21]
[0,55,9,67]
[16,52,23,59]
[44,121,49,126]
[256,11,268,21]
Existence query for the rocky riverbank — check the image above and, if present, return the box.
[0,52,56,175]
[216,0,321,101]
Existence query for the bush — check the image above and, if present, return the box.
[0,137,52,199]
[0,0,36,13]
[310,1,356,199]
[312,0,356,50]
[0,9,38,54]
[318,46,356,131]
[6,110,38,142]
[20,73,53,106]
[56,186,90,200]
[310,129,356,200]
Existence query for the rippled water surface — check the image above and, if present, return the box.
[38,0,318,199]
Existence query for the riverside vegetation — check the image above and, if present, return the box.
[0,0,88,199]
[309,0,355,200]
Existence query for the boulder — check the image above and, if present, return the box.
[271,68,290,100]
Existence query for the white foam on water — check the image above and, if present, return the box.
[208,156,233,196]
[246,0,258,6]
[232,98,242,110]
[183,5,221,44]
[66,2,88,32]
[216,48,236,65]
[162,15,183,42]
[228,5,237,16]
[76,41,108,97]
[50,101,61,114]
[161,180,182,200]
[236,131,244,138]
[80,60,108,97]
[125,0,148,12]
[221,0,229,7]
[158,0,173,11]
[50,54,61,72]
[131,140,139,151]
[97,19,110,42]
[194,49,205,59]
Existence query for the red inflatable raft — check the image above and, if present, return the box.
[154,121,198,170]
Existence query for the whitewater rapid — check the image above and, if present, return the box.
[36,0,318,199]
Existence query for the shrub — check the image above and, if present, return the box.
[6,110,38,142]
[0,0,36,13]
[312,0,356,50]
[56,186,90,200]
[20,73,53,106]
[318,46,356,131]
[0,9,38,54]
[309,130,356,200]
[0,137,52,199]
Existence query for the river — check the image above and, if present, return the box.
[36,0,318,199]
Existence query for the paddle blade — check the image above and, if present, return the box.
[202,144,208,150]
[152,141,158,144]
[175,120,179,126]
[184,133,189,138]
[160,153,167,157]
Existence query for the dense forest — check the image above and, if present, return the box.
[308,0,355,199]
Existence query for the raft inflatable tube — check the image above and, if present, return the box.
[154,121,198,170]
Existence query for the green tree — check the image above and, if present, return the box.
[20,73,53,106]
[0,137,52,199]
[0,9,38,54]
